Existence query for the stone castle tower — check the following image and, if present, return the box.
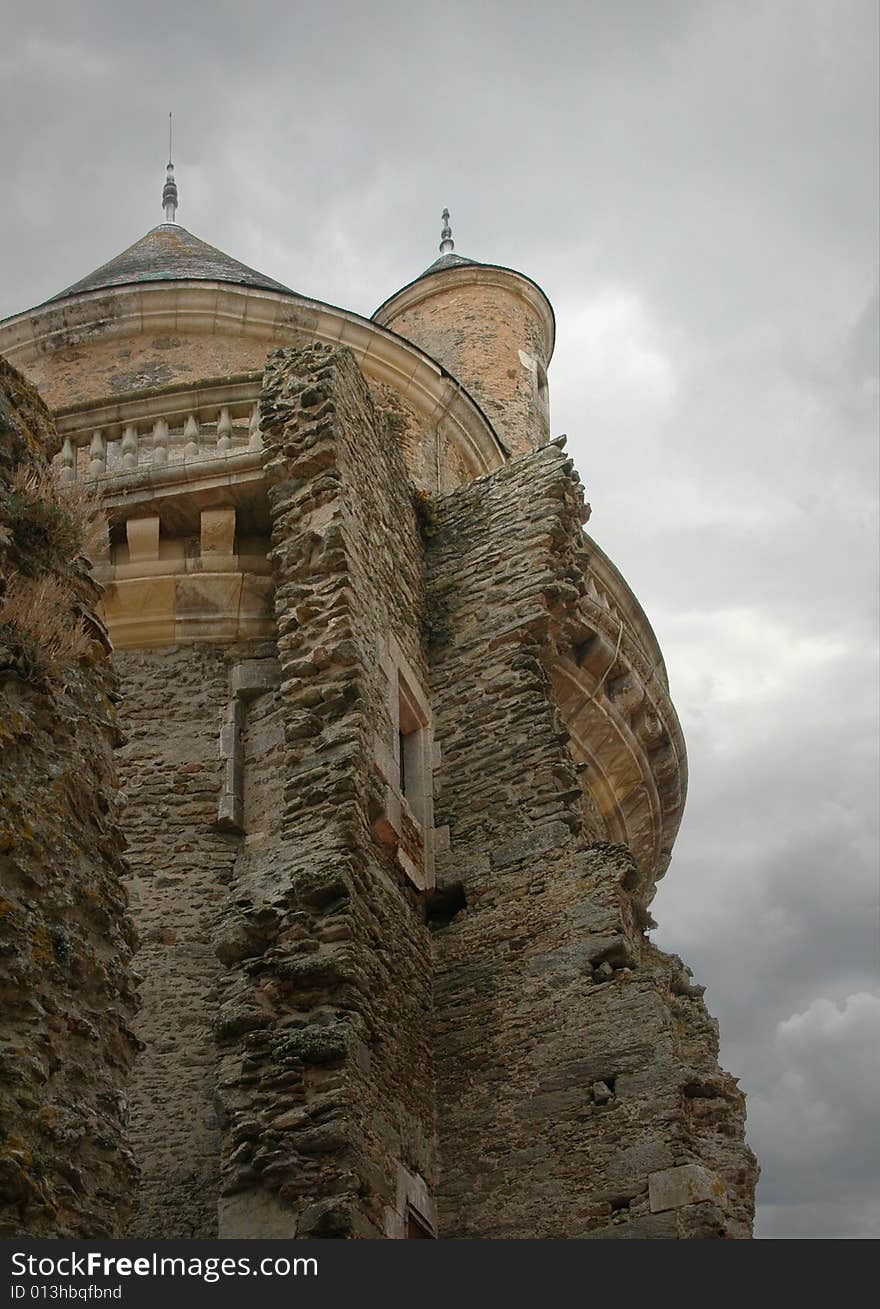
[0,169,757,1239]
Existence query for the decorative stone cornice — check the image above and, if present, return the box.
[583,533,670,692]
[549,536,687,890]
[93,502,273,649]
[550,649,686,889]
[0,281,507,482]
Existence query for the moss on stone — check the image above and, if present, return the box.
[290,866,351,909]
[277,1023,348,1066]
[420,578,455,649]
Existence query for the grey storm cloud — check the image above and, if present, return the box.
[1,0,877,1238]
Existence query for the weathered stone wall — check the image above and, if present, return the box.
[371,383,480,493]
[0,357,138,1237]
[426,444,757,1238]
[23,330,288,414]
[211,344,437,1238]
[113,643,244,1238]
[380,276,551,457]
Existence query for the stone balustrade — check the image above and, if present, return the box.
[54,376,264,486]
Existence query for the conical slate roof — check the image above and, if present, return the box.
[371,211,485,318]
[48,223,294,304]
[417,251,479,278]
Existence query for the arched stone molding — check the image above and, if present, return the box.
[0,282,507,489]
[547,533,687,892]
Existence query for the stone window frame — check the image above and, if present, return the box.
[405,1205,436,1239]
[519,347,550,419]
[373,635,437,891]
[216,658,282,833]
[536,361,550,415]
[384,1163,438,1239]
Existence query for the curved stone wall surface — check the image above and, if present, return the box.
[376,269,553,457]
[0,284,507,494]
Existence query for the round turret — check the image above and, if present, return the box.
[0,169,509,492]
[372,211,555,458]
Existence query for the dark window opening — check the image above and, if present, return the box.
[425,880,467,930]
[397,674,427,809]
[406,1206,435,1239]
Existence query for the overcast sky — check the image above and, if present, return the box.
[1,0,877,1240]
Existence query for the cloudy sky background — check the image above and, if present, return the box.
[1,0,877,1239]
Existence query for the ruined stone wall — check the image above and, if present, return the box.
[426,444,757,1238]
[212,344,437,1239]
[0,358,138,1237]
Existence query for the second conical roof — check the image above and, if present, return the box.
[48,222,294,304]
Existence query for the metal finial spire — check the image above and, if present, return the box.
[162,113,178,223]
[439,207,454,255]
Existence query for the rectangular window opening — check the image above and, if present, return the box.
[406,1205,436,1239]
[397,674,428,813]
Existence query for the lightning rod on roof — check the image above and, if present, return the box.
[440,208,454,255]
[162,113,178,224]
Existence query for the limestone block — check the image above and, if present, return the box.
[216,697,245,833]
[216,792,243,833]
[195,554,239,575]
[648,1163,726,1214]
[238,574,275,638]
[398,844,427,892]
[174,574,243,642]
[372,735,397,790]
[101,576,176,647]
[675,1201,732,1239]
[373,785,402,847]
[114,558,186,580]
[200,506,236,558]
[125,515,160,563]
[231,658,281,701]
